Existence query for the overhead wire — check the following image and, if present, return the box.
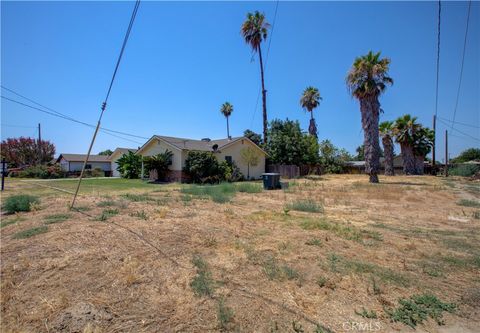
[434,0,441,118]
[71,0,141,208]
[1,94,147,143]
[437,116,479,129]
[437,118,479,142]
[451,0,472,130]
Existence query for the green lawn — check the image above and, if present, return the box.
[6,178,173,196]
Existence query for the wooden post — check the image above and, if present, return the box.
[37,123,42,164]
[1,158,6,191]
[445,130,448,177]
[432,115,436,169]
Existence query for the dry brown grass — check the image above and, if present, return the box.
[1,175,479,332]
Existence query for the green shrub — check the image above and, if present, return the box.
[144,150,173,181]
[190,255,215,297]
[129,210,149,220]
[355,308,377,319]
[95,208,119,221]
[449,164,480,177]
[18,164,65,179]
[181,183,236,203]
[457,199,480,208]
[217,297,234,330]
[116,151,142,179]
[387,294,455,328]
[286,199,323,213]
[13,226,49,239]
[219,160,244,182]
[44,214,71,224]
[184,151,222,184]
[85,167,104,178]
[236,183,262,193]
[3,195,39,213]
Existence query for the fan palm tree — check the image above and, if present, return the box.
[300,86,322,138]
[346,51,393,183]
[220,102,233,139]
[241,11,270,144]
[413,126,434,175]
[144,150,173,181]
[393,114,420,175]
[379,121,395,176]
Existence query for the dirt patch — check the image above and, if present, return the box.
[51,302,113,332]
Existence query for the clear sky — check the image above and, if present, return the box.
[1,1,479,159]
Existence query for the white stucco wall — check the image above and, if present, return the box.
[216,139,266,179]
[68,161,111,172]
[110,150,124,177]
[59,158,69,172]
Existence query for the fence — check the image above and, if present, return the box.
[266,164,323,178]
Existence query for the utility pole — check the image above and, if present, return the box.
[432,115,436,170]
[37,123,42,164]
[1,158,6,191]
[445,130,448,177]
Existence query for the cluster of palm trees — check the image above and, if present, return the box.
[346,51,434,182]
[386,115,434,176]
[219,12,433,184]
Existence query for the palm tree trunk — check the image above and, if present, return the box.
[308,111,318,138]
[382,136,394,176]
[360,95,381,183]
[226,116,230,139]
[258,45,267,144]
[414,155,424,175]
[400,144,416,175]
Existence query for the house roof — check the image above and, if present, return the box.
[137,135,267,155]
[57,154,111,163]
[109,148,137,160]
[154,135,243,151]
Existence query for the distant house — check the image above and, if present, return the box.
[109,148,137,177]
[136,135,267,182]
[56,154,111,174]
[345,155,405,174]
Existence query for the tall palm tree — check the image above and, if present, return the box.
[379,121,395,176]
[346,51,393,183]
[393,114,420,175]
[300,86,322,138]
[241,11,270,144]
[220,102,233,139]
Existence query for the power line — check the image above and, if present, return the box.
[451,0,472,130]
[437,116,479,129]
[71,0,141,208]
[437,118,479,142]
[1,95,145,144]
[251,0,280,128]
[104,0,140,104]
[434,0,441,117]
[1,91,149,140]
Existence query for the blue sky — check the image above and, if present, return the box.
[1,1,479,159]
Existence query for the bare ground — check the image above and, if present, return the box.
[1,175,479,333]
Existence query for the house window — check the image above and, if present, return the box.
[85,164,92,170]
[225,156,232,164]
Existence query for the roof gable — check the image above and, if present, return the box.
[57,154,111,163]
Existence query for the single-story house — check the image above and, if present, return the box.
[57,154,111,174]
[345,155,411,174]
[109,148,137,177]
[136,135,267,182]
